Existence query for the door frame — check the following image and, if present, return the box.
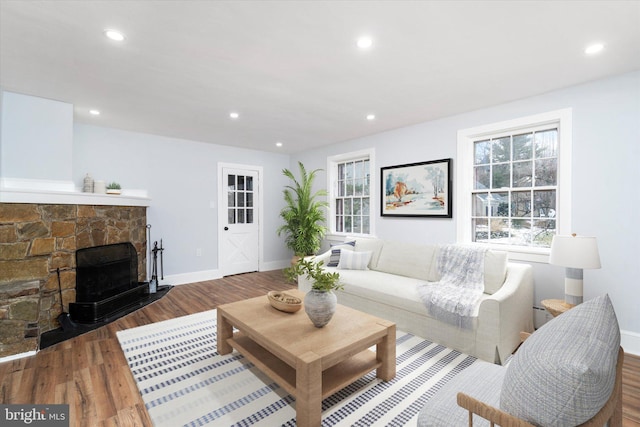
[217,162,264,275]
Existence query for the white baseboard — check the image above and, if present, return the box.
[163,262,288,286]
[162,270,221,286]
[621,329,640,356]
[0,350,37,364]
[260,260,290,271]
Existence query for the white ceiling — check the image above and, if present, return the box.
[1,1,639,154]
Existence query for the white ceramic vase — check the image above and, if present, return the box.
[304,289,337,328]
[94,180,106,194]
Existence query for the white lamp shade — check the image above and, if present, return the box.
[549,235,601,269]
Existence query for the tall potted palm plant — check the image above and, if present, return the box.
[277,161,328,260]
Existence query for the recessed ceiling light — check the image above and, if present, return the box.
[357,37,373,49]
[276,142,283,147]
[89,110,100,116]
[104,29,125,42]
[585,43,604,55]
[229,112,239,119]
[366,114,376,121]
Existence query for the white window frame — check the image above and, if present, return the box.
[456,109,572,262]
[327,148,376,238]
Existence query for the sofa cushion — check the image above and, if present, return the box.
[374,240,438,281]
[334,269,430,316]
[418,361,504,427]
[337,250,372,270]
[333,268,490,318]
[327,241,355,267]
[348,236,385,269]
[500,294,620,426]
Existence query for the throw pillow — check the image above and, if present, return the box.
[337,250,373,270]
[483,250,508,294]
[500,294,620,426]
[349,236,384,269]
[326,241,356,267]
[375,241,437,281]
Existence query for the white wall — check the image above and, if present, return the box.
[1,91,73,181]
[292,71,640,351]
[0,90,293,283]
[0,91,3,178]
[73,124,292,282]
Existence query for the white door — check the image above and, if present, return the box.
[220,167,259,276]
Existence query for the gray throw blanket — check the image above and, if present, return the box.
[417,245,487,329]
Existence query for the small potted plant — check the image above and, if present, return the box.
[106,182,122,195]
[288,257,342,327]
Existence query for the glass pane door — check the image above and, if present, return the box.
[227,174,254,224]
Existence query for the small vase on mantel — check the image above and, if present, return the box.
[304,290,337,328]
[94,180,106,194]
[83,173,94,193]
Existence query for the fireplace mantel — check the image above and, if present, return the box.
[0,178,150,207]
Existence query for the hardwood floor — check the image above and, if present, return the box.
[0,270,639,426]
[0,270,294,427]
[624,351,640,426]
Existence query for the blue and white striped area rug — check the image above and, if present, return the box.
[116,309,478,426]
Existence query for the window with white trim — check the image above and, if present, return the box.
[457,109,571,260]
[328,149,375,235]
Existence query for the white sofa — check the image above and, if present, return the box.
[298,237,534,364]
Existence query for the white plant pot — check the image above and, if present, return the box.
[304,289,337,328]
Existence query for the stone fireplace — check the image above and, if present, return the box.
[0,91,152,358]
[0,202,147,358]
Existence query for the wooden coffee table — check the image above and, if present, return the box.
[217,289,396,427]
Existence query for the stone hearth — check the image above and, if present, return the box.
[0,203,147,358]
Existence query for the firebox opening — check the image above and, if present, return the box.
[40,241,172,349]
[70,242,151,323]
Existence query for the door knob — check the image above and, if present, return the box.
[224,226,229,231]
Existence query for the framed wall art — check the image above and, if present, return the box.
[381,158,452,218]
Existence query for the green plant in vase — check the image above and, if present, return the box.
[106,182,122,194]
[288,257,342,292]
[289,257,342,328]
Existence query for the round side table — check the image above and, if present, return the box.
[541,299,575,317]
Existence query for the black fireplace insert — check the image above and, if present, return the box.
[70,242,150,323]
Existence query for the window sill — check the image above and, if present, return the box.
[466,242,550,263]
[326,232,376,241]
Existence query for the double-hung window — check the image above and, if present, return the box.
[457,109,572,261]
[327,149,375,236]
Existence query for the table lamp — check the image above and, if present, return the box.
[549,233,601,306]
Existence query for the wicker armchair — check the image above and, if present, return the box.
[417,295,622,427]
[455,347,623,427]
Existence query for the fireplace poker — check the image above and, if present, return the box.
[150,241,159,293]
[160,239,164,280]
[149,238,166,293]
[146,224,152,280]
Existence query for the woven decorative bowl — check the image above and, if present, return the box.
[267,291,302,313]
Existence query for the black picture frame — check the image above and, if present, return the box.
[381,158,452,218]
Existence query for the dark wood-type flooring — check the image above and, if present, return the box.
[1,270,639,426]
